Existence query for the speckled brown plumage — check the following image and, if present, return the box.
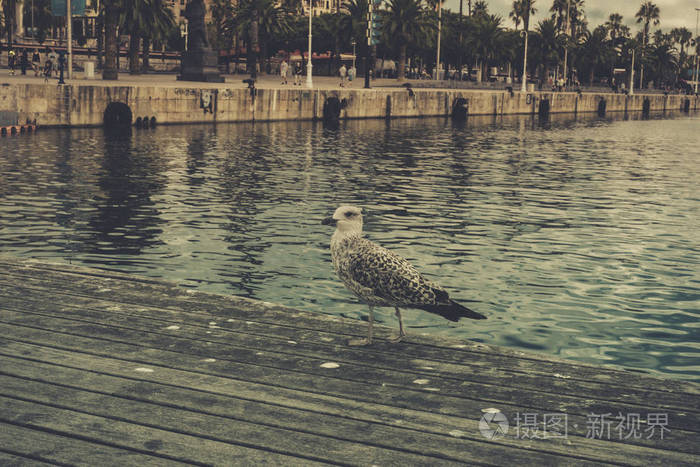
[323,205,486,328]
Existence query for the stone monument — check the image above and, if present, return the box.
[178,0,224,83]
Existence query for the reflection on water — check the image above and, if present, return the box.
[1,112,698,381]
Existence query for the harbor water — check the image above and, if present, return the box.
[1,112,698,380]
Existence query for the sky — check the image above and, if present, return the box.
[443,0,700,33]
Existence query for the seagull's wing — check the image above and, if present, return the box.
[342,237,487,321]
[345,238,446,306]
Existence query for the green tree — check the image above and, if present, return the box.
[382,0,432,81]
[22,0,52,44]
[471,0,488,17]
[635,0,660,87]
[509,0,535,30]
[670,26,692,71]
[228,0,291,76]
[468,13,505,81]
[605,13,625,43]
[102,0,120,80]
[118,0,174,74]
[648,39,678,87]
[531,18,562,85]
[578,25,614,86]
[2,0,17,47]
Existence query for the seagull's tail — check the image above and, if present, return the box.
[419,300,487,322]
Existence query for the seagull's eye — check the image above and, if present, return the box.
[344,211,354,218]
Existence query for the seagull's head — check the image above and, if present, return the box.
[322,205,363,234]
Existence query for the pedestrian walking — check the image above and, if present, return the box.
[280,59,289,85]
[32,49,41,76]
[48,49,58,76]
[43,58,52,82]
[20,48,29,75]
[294,61,302,86]
[348,65,356,86]
[339,64,347,87]
[8,49,16,75]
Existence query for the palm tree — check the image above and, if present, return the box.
[102,0,120,80]
[509,0,534,30]
[140,0,175,73]
[229,0,291,76]
[635,0,660,88]
[471,0,488,17]
[670,27,693,65]
[605,13,624,43]
[648,40,678,88]
[578,25,614,86]
[382,0,432,81]
[22,0,53,44]
[229,0,262,77]
[211,0,236,72]
[119,0,173,74]
[2,0,17,48]
[532,18,562,85]
[519,0,536,90]
[469,13,504,81]
[343,0,370,47]
[342,0,370,77]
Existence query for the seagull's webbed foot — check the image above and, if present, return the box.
[347,306,374,347]
[348,337,372,346]
[389,333,405,344]
[389,307,406,344]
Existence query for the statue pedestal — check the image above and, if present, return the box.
[178,50,224,83]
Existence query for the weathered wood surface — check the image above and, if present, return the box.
[0,256,698,466]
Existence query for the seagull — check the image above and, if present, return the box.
[322,205,486,346]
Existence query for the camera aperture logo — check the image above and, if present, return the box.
[479,408,509,439]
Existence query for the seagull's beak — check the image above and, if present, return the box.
[321,217,337,226]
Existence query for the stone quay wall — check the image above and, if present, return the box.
[1,82,697,127]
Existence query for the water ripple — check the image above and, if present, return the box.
[1,113,698,381]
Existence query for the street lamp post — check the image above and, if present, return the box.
[352,39,356,69]
[180,22,189,51]
[306,0,313,88]
[694,8,700,94]
[67,0,72,79]
[435,0,442,80]
[629,46,635,96]
[521,29,529,92]
[562,0,570,88]
[520,0,531,92]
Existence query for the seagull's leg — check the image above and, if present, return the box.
[390,307,406,343]
[349,306,373,346]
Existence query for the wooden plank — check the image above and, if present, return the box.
[0,396,331,466]
[0,422,189,466]
[1,257,699,465]
[0,375,466,467]
[0,310,697,440]
[2,345,698,465]
[1,265,698,399]
[0,450,55,467]
[1,288,697,416]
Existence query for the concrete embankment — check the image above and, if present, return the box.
[1,81,697,128]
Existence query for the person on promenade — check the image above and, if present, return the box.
[32,49,41,76]
[48,49,58,76]
[339,63,347,87]
[294,61,302,85]
[8,49,16,75]
[280,59,289,85]
[20,49,29,75]
[43,58,52,82]
[348,65,356,86]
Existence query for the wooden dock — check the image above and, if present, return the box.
[0,256,698,466]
